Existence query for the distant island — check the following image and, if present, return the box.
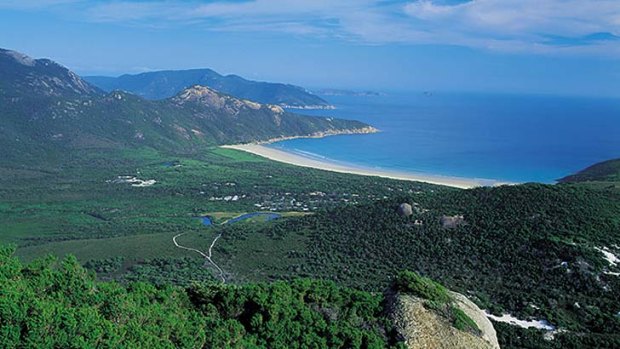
[315,88,386,97]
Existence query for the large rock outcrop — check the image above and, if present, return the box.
[398,203,414,217]
[440,215,466,229]
[391,292,500,349]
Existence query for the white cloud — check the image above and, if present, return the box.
[17,0,620,55]
[402,0,620,55]
[404,0,620,39]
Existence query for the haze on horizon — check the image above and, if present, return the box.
[1,0,619,97]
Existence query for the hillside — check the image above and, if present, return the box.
[85,68,333,108]
[206,183,620,348]
[0,49,371,163]
[559,158,620,183]
[0,244,501,348]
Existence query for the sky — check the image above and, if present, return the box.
[1,0,619,96]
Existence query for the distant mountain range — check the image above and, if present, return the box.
[0,48,373,162]
[85,69,334,109]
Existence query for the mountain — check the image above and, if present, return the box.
[85,69,334,108]
[0,49,373,161]
[559,158,620,183]
[0,48,100,97]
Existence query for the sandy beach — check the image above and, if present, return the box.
[222,144,507,189]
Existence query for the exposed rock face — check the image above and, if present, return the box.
[172,85,279,116]
[392,293,500,349]
[4,49,35,66]
[398,203,414,217]
[451,292,499,349]
[440,215,466,229]
[0,48,100,97]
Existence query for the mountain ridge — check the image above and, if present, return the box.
[0,48,371,162]
[85,68,333,108]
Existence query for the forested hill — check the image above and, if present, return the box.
[215,183,620,348]
[0,245,500,348]
[0,48,371,163]
[559,158,620,183]
[85,68,332,108]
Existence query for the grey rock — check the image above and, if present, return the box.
[398,203,414,217]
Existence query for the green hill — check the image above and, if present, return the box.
[209,183,620,348]
[2,243,501,348]
[559,158,620,183]
[85,68,333,108]
[0,49,371,163]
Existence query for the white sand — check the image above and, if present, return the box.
[222,144,509,189]
[596,247,619,267]
[485,312,556,331]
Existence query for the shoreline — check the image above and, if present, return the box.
[241,126,380,145]
[221,143,510,189]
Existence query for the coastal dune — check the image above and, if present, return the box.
[222,143,505,189]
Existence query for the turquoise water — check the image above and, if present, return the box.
[273,92,620,183]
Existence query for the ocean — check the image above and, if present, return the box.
[272,92,620,183]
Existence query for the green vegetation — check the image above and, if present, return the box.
[3,48,620,348]
[0,48,368,164]
[4,143,618,347]
[121,257,217,287]
[3,141,619,348]
[1,146,436,266]
[83,256,125,274]
[451,307,480,333]
[395,271,479,334]
[0,246,206,348]
[395,270,451,305]
[559,158,620,192]
[0,246,406,348]
[559,158,620,183]
[212,184,620,348]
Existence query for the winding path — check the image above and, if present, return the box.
[173,232,226,283]
[172,212,281,284]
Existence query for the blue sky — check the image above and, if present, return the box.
[1,0,619,96]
